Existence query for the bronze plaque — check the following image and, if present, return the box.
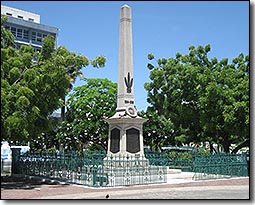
[126,128,140,153]
[110,128,120,153]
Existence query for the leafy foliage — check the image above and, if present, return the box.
[139,109,174,152]
[145,45,249,153]
[1,17,106,146]
[1,41,69,142]
[57,78,117,150]
[1,16,14,48]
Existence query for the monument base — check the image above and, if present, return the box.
[105,117,147,157]
[102,156,167,186]
[103,154,149,168]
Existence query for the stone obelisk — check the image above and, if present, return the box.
[117,4,134,114]
[105,5,147,157]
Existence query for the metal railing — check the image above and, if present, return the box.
[145,152,193,171]
[13,150,248,186]
[192,153,248,180]
[15,150,167,187]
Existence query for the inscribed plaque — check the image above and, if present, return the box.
[126,128,140,153]
[110,128,120,153]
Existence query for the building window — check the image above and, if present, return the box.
[17,28,22,38]
[23,30,29,39]
[31,31,36,41]
[11,27,17,36]
[6,13,12,16]
[4,27,31,41]
[31,31,46,43]
[36,32,42,42]
[18,15,23,19]
[28,18,34,22]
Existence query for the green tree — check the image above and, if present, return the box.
[1,42,69,143]
[145,45,249,153]
[200,53,249,152]
[1,16,14,48]
[139,109,174,152]
[1,17,106,145]
[56,78,117,151]
[56,45,106,121]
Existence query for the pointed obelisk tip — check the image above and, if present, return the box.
[121,4,130,8]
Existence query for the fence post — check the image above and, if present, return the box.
[246,152,249,176]
[11,148,21,175]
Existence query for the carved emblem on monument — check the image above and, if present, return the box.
[125,106,137,118]
[124,72,133,93]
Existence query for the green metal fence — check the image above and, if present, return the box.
[16,150,167,187]
[192,153,248,180]
[145,151,248,180]
[145,152,193,172]
[14,150,248,186]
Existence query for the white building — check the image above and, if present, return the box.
[1,5,40,23]
[1,5,58,51]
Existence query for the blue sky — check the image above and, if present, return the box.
[2,1,249,111]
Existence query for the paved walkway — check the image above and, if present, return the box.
[66,184,249,199]
[1,173,250,199]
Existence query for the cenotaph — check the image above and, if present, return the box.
[104,4,147,160]
[102,6,167,186]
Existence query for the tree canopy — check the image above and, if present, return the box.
[145,45,249,153]
[1,16,106,145]
[1,16,14,49]
[139,109,174,152]
[56,78,117,150]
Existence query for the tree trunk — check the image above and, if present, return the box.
[61,97,65,121]
[231,139,249,154]
[209,143,217,153]
[223,138,230,153]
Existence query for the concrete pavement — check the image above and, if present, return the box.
[1,172,250,200]
[58,185,249,199]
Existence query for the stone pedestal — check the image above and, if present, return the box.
[104,115,149,171]
[105,117,147,157]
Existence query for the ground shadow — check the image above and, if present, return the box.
[1,175,68,190]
